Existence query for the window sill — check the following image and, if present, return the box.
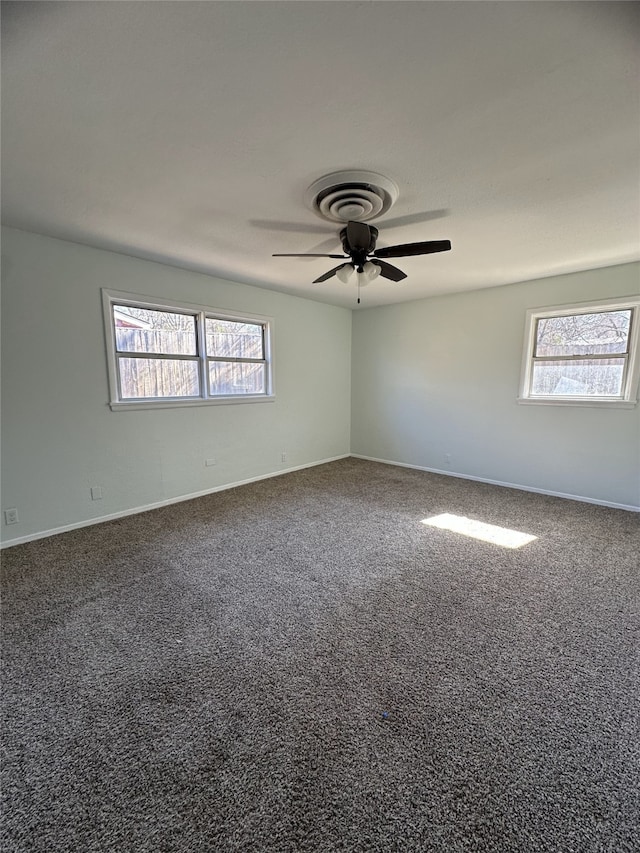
[517,397,636,409]
[109,395,276,411]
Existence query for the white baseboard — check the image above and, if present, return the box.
[4,451,636,548]
[350,454,640,513]
[0,454,350,549]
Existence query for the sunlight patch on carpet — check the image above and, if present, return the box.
[421,513,537,549]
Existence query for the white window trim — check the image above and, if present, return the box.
[518,295,640,408]
[102,289,275,410]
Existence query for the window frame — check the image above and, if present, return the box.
[518,296,640,408]
[102,289,274,410]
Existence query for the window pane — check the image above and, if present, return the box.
[114,305,197,355]
[531,359,625,397]
[206,318,264,359]
[535,310,631,357]
[119,358,200,398]
[208,361,265,395]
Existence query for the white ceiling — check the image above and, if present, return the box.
[2,1,639,309]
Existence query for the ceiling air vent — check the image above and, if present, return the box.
[304,170,399,224]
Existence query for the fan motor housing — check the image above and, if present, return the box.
[340,225,378,258]
[305,170,399,223]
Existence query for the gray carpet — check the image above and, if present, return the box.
[2,458,639,852]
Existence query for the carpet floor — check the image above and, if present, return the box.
[2,458,639,852]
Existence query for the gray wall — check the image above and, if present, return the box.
[2,229,638,547]
[1,228,352,544]
[351,263,640,509]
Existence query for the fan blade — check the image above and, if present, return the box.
[373,260,407,282]
[346,220,372,252]
[374,240,451,259]
[313,264,348,284]
[273,254,348,258]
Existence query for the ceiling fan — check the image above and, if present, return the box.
[273,219,451,285]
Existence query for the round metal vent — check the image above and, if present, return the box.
[304,170,399,223]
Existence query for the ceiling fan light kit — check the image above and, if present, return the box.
[335,264,354,284]
[335,261,380,285]
[363,261,381,281]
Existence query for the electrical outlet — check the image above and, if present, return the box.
[90,486,103,501]
[205,458,216,467]
[281,451,287,463]
[444,453,452,466]
[4,508,19,525]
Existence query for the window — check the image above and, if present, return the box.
[103,291,273,408]
[519,297,640,406]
